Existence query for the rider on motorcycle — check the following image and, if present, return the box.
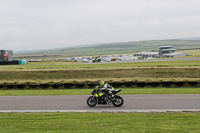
[95,81,115,99]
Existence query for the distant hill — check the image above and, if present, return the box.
[15,39,200,57]
[180,37,200,40]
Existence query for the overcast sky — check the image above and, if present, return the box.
[1,0,200,52]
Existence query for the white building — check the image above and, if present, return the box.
[133,46,186,59]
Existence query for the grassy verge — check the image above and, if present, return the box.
[178,49,200,56]
[0,112,199,133]
[0,67,200,80]
[0,88,200,96]
[0,60,200,70]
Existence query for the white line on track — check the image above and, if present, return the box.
[0,109,200,113]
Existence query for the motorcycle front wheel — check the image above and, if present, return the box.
[112,96,124,107]
[87,96,97,107]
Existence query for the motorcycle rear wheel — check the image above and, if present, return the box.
[112,96,124,107]
[87,96,97,107]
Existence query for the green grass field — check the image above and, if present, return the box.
[1,60,200,89]
[0,88,200,96]
[1,60,200,70]
[0,112,199,133]
[0,65,200,81]
[178,49,200,56]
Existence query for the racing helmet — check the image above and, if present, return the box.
[99,81,105,88]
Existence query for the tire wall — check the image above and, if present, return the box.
[0,81,200,90]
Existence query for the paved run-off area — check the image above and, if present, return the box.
[0,94,200,113]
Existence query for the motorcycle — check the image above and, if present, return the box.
[87,89,124,107]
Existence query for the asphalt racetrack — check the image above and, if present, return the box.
[0,94,200,113]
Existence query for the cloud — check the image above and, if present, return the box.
[0,0,200,51]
